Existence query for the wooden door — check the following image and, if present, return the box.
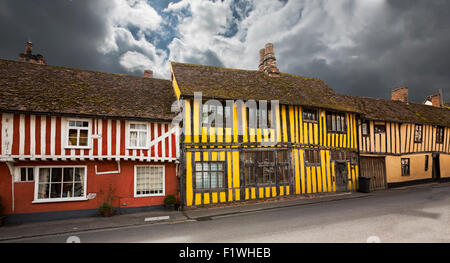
[334,162,348,192]
[360,157,387,191]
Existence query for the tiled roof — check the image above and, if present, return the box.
[0,59,176,121]
[346,95,450,127]
[171,62,360,113]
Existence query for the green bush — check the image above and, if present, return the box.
[164,195,177,205]
[98,202,115,217]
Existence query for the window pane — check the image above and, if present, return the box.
[62,183,74,198]
[50,183,62,198]
[332,115,336,131]
[79,130,88,146]
[218,172,224,188]
[63,168,74,182]
[196,171,203,189]
[74,168,84,182]
[196,163,202,171]
[39,168,50,183]
[38,183,50,199]
[203,172,210,188]
[210,172,217,188]
[73,183,84,197]
[130,131,137,147]
[28,168,34,181]
[336,115,341,131]
[68,129,78,146]
[139,131,147,147]
[21,168,27,181]
[51,168,62,183]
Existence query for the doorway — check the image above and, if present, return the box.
[334,162,348,192]
[432,154,441,181]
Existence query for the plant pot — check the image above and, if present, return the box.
[99,207,115,217]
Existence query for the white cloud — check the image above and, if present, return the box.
[99,0,387,80]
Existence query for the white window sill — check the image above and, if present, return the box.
[32,197,88,204]
[134,193,165,198]
[65,146,92,150]
[126,147,149,150]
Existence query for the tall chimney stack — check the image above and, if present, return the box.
[144,69,153,78]
[427,93,442,107]
[258,43,280,77]
[391,87,408,103]
[25,41,33,54]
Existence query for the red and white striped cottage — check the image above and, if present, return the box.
[0,59,179,223]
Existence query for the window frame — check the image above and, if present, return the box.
[436,126,444,144]
[401,158,410,177]
[326,112,347,134]
[33,165,88,203]
[374,124,386,134]
[414,124,423,143]
[243,150,291,187]
[65,118,92,149]
[361,121,370,137]
[15,167,35,182]
[304,149,321,166]
[194,161,226,190]
[126,121,150,150]
[302,108,318,123]
[134,165,165,197]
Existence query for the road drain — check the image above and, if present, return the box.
[195,217,213,221]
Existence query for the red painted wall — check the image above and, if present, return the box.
[0,161,178,215]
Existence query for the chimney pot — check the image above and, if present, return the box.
[391,87,408,102]
[258,43,280,77]
[25,41,33,54]
[144,69,153,78]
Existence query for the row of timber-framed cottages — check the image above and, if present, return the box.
[170,44,450,208]
[0,42,449,222]
[348,89,450,190]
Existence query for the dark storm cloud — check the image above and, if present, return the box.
[0,0,449,103]
[0,0,125,74]
[282,0,450,103]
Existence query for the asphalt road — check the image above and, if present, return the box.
[13,184,450,243]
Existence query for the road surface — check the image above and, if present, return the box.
[11,183,450,243]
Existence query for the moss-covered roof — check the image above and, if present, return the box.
[345,95,450,127]
[0,59,176,121]
[171,62,360,113]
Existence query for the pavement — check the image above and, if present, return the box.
[0,182,447,242]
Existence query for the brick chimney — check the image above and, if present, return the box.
[19,41,46,65]
[258,43,280,77]
[25,41,33,54]
[391,87,408,102]
[144,69,153,78]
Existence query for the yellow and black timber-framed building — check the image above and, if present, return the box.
[170,45,363,207]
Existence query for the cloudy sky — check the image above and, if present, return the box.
[0,0,449,102]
